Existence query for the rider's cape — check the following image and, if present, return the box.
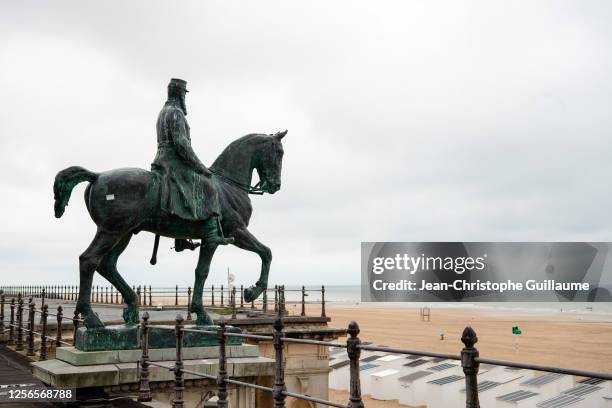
[151,100,220,221]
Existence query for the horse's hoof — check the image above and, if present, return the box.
[243,285,264,303]
[84,312,105,329]
[196,311,214,326]
[122,305,139,326]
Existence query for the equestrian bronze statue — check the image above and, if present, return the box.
[53,78,286,328]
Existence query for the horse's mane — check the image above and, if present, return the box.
[211,133,270,169]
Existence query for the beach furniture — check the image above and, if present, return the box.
[497,389,542,407]
[360,354,405,397]
[397,370,435,406]
[422,372,466,408]
[328,358,350,390]
[328,350,384,391]
[520,372,573,396]
[536,382,609,408]
[472,367,525,407]
[357,362,381,389]
[375,354,406,369]
[369,369,401,400]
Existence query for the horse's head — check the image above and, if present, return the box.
[253,130,286,194]
[212,130,287,195]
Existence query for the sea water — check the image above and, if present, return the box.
[280,285,612,315]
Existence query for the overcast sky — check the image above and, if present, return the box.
[1,1,611,288]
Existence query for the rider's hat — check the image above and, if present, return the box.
[168,78,189,92]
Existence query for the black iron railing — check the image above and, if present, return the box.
[136,308,612,408]
[0,291,83,360]
[0,285,328,319]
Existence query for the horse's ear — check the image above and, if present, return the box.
[274,130,288,140]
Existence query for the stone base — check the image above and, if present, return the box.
[75,324,241,351]
[56,345,259,366]
[31,354,274,389]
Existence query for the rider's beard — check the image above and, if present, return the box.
[180,96,187,115]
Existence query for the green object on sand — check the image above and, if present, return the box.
[512,326,522,335]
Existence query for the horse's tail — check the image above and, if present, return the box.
[53,166,99,218]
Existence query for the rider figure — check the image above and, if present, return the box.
[151,78,233,249]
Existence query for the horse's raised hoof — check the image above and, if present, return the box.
[83,311,105,329]
[243,285,265,303]
[122,305,139,326]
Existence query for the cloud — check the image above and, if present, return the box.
[0,1,611,287]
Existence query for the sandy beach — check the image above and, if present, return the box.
[318,303,612,406]
[315,303,612,372]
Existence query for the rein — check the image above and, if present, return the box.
[209,168,266,195]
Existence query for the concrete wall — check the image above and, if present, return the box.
[258,341,330,408]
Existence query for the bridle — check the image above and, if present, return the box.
[209,168,267,195]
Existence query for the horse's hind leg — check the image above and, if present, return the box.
[96,234,139,325]
[76,229,123,328]
[231,228,272,303]
[192,244,217,326]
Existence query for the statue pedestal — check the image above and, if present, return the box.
[74,324,241,351]
[57,344,258,366]
[31,344,274,404]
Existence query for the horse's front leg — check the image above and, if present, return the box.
[232,228,271,302]
[192,244,218,326]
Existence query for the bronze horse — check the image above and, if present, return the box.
[54,131,286,327]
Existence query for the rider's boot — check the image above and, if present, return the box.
[203,217,234,246]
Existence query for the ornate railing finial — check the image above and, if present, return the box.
[461,326,480,408]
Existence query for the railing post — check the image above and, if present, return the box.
[217,319,228,407]
[211,285,215,306]
[273,315,286,407]
[347,321,364,408]
[274,285,278,313]
[137,286,141,306]
[39,288,46,324]
[40,304,48,361]
[220,285,224,306]
[56,305,63,348]
[138,312,152,402]
[461,327,480,408]
[175,285,179,306]
[142,286,146,306]
[27,297,35,356]
[173,315,185,408]
[231,287,237,320]
[301,286,306,316]
[263,288,268,313]
[0,291,4,340]
[8,298,15,345]
[105,287,109,304]
[281,285,286,314]
[186,287,192,321]
[321,285,326,318]
[149,285,152,306]
[240,285,244,309]
[16,294,24,351]
[72,311,80,346]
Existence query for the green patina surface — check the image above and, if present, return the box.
[75,324,241,352]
